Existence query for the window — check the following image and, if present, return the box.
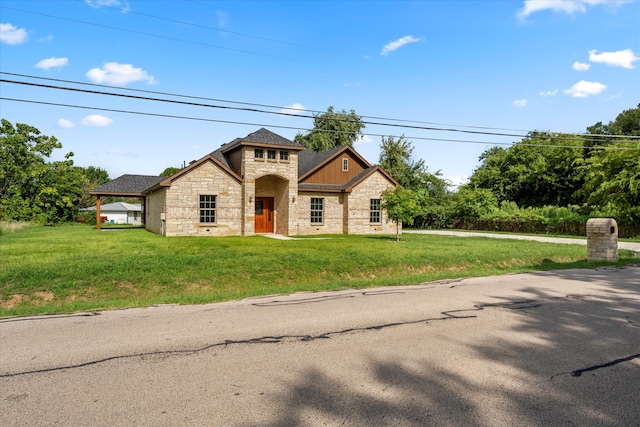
[200,195,216,223]
[310,198,324,223]
[370,199,381,223]
[342,158,349,171]
[254,149,264,159]
[267,149,277,160]
[279,151,289,161]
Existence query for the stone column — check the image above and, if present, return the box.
[586,218,618,262]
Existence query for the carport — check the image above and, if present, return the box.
[89,175,166,231]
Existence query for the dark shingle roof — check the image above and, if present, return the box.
[90,174,165,195]
[217,128,303,154]
[243,128,300,147]
[297,146,344,177]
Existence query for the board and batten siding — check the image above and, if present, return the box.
[300,151,368,185]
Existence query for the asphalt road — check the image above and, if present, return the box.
[1,266,639,426]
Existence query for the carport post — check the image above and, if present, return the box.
[96,196,101,231]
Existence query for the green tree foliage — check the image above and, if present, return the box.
[450,187,499,219]
[294,106,365,152]
[469,132,585,207]
[381,186,421,241]
[0,119,101,223]
[378,135,450,229]
[78,166,110,209]
[587,103,640,137]
[580,139,640,223]
[1,119,62,221]
[378,135,429,190]
[160,167,181,177]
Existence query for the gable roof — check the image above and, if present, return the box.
[90,175,166,196]
[145,155,241,193]
[298,145,372,181]
[217,128,304,154]
[298,165,397,193]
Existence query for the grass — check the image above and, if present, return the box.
[1,224,637,317]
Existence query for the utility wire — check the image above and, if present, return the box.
[0,5,308,63]
[3,72,636,141]
[0,72,528,134]
[3,97,638,151]
[6,77,638,144]
[71,0,322,50]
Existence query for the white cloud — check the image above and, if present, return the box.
[539,89,558,97]
[57,119,74,128]
[563,80,607,98]
[35,57,69,70]
[381,35,421,56]
[512,99,528,108]
[572,61,590,71]
[280,103,306,116]
[85,0,130,12]
[0,23,28,45]
[589,49,638,69]
[518,0,630,18]
[355,134,373,145]
[86,62,156,86]
[82,114,113,126]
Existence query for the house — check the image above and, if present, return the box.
[91,128,399,237]
[81,202,143,225]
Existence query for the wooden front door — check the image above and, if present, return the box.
[255,197,274,233]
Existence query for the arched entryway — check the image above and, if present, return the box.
[254,174,290,234]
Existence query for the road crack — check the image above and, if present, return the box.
[0,299,538,378]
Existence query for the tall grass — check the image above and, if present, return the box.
[1,224,636,317]
[0,221,37,235]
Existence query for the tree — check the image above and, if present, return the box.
[160,167,181,177]
[468,132,585,207]
[579,139,640,223]
[78,166,110,209]
[34,154,85,223]
[381,186,421,242]
[0,119,89,223]
[378,135,448,196]
[587,103,640,137]
[294,106,365,152]
[1,119,62,221]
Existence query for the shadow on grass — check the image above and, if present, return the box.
[244,266,640,426]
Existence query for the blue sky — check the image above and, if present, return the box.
[1,0,639,186]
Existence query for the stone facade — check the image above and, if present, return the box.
[119,129,399,237]
[241,146,299,236]
[344,173,397,235]
[161,161,242,237]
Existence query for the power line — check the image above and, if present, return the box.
[3,72,636,142]
[3,97,638,151]
[0,72,526,134]
[0,5,309,63]
[71,0,323,51]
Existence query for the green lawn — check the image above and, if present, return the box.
[1,224,637,317]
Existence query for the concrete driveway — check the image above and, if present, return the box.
[1,265,639,426]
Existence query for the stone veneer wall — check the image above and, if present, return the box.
[164,161,242,236]
[145,188,166,235]
[242,147,298,236]
[346,172,397,235]
[294,192,345,235]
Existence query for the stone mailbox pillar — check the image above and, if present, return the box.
[586,218,618,262]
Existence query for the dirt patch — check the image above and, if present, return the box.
[1,294,25,309]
